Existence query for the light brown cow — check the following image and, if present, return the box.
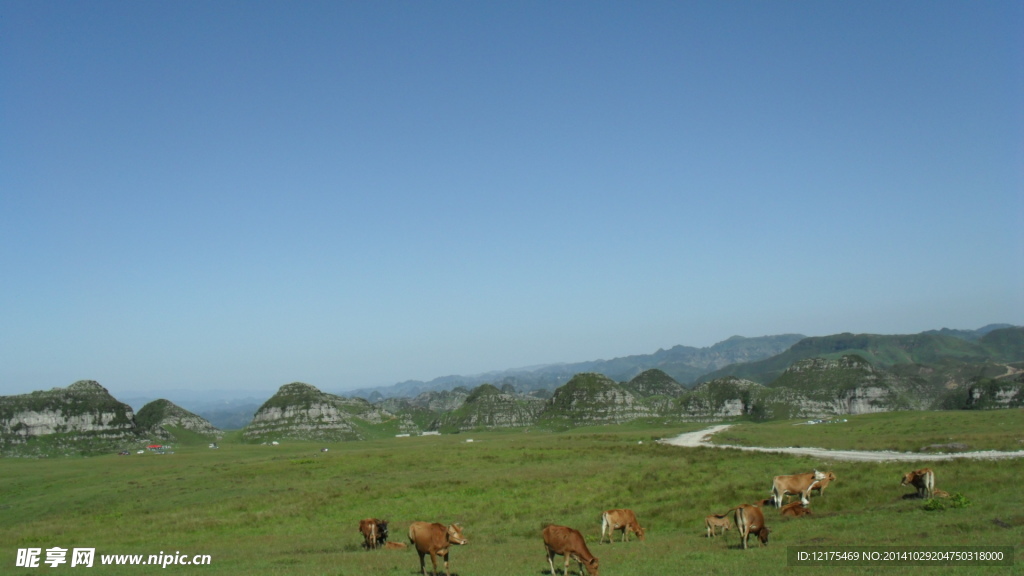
[408,522,467,576]
[705,514,732,538]
[733,504,770,549]
[779,501,813,517]
[901,468,935,499]
[806,471,836,498]
[543,524,600,576]
[358,518,388,550]
[770,470,830,508]
[599,509,645,544]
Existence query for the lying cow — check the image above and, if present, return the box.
[408,522,468,576]
[358,518,389,550]
[733,504,770,549]
[770,469,830,508]
[705,514,732,538]
[543,524,599,576]
[901,468,935,499]
[600,509,645,543]
[779,500,813,517]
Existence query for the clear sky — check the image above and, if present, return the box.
[2,1,1021,400]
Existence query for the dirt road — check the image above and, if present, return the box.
[658,425,1024,462]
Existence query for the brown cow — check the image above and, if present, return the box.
[901,468,935,499]
[733,504,770,549]
[408,522,468,576]
[358,518,388,550]
[770,470,830,508]
[543,524,599,576]
[705,514,732,537]
[600,509,645,544]
[779,501,813,517]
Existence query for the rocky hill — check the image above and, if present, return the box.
[241,382,404,442]
[537,373,654,429]
[135,399,222,441]
[0,380,142,456]
[437,384,544,432]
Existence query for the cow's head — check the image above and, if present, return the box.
[446,523,468,545]
[377,520,389,540]
[900,471,915,486]
[582,556,600,576]
[757,525,771,545]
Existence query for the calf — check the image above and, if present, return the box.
[807,471,836,498]
[358,518,389,550]
[779,500,813,517]
[600,509,645,544]
[705,514,732,538]
[543,524,600,576]
[408,522,467,576]
[901,468,935,499]
[733,504,770,549]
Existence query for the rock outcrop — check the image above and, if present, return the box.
[538,373,653,427]
[135,399,222,440]
[242,382,396,442]
[0,380,141,455]
[438,384,544,431]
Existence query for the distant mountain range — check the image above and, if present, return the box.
[2,325,1020,445]
[345,333,807,401]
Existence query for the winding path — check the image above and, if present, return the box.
[658,425,1024,462]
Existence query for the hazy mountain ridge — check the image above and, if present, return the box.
[346,333,806,400]
[3,326,1020,451]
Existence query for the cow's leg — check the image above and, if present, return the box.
[442,550,450,576]
[429,551,439,576]
[417,551,427,576]
[546,550,556,576]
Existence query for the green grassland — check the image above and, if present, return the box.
[710,410,1024,453]
[1,414,1022,575]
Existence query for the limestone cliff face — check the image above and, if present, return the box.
[0,380,140,454]
[242,382,395,442]
[136,399,221,440]
[769,355,923,416]
[539,373,653,426]
[675,377,763,420]
[439,384,543,431]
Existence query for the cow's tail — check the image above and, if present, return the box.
[600,512,609,543]
[925,469,935,497]
[770,480,782,508]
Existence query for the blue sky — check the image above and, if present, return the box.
[2,1,1021,400]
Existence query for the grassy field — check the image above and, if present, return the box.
[1,414,1022,575]
[708,410,1024,452]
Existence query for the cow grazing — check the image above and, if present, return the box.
[901,468,936,499]
[543,524,599,576]
[600,509,645,544]
[779,501,813,518]
[705,514,732,538]
[408,522,467,576]
[770,470,830,508]
[733,505,770,549]
[358,518,389,550]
